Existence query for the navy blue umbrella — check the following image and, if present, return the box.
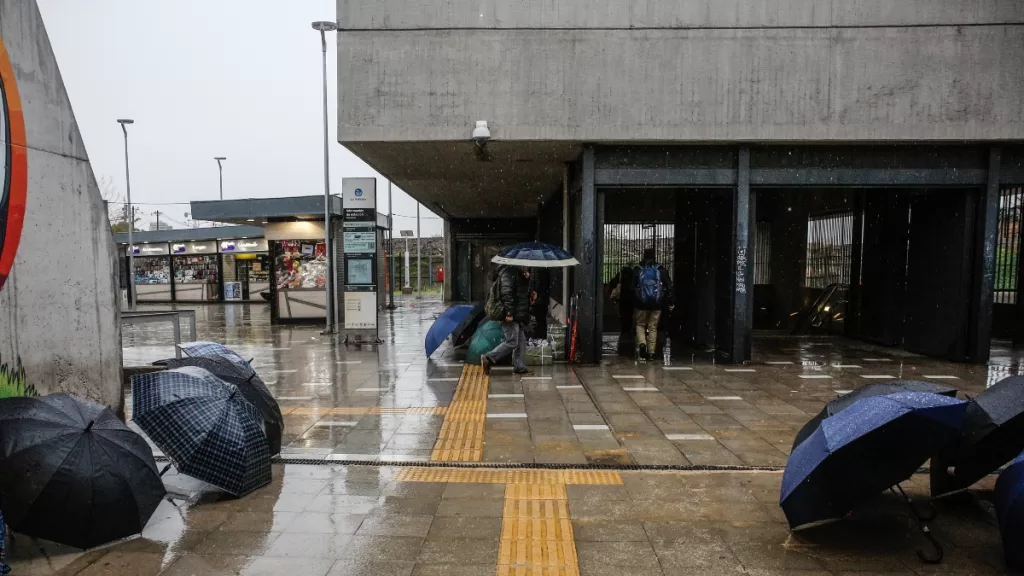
[781,391,967,530]
[491,242,579,268]
[178,341,252,369]
[426,305,475,358]
[995,450,1024,572]
[132,366,271,497]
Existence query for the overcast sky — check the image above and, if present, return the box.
[36,0,443,236]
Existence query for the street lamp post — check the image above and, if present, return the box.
[387,180,395,310]
[312,20,338,333]
[214,157,226,200]
[117,119,135,310]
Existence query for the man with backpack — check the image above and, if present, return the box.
[481,265,533,375]
[633,248,674,361]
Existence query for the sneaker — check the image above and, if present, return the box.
[514,368,533,375]
[480,355,493,375]
[638,343,648,360]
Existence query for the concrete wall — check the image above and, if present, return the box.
[0,1,122,407]
[338,0,1024,143]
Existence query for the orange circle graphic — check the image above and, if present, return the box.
[0,35,27,292]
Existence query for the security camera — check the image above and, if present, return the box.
[472,120,491,147]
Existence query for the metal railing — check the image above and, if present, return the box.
[120,310,197,358]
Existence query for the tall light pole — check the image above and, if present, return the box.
[387,180,395,310]
[416,201,421,298]
[214,157,226,200]
[312,20,338,333]
[117,119,135,310]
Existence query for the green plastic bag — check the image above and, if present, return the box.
[466,320,506,364]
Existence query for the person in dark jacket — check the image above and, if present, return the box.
[633,248,674,360]
[482,265,532,375]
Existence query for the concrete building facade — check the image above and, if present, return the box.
[0,1,121,406]
[336,0,1024,364]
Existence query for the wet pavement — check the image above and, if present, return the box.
[10,298,1020,574]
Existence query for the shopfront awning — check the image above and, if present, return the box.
[189,195,390,230]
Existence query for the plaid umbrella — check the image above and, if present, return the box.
[157,356,283,455]
[178,341,251,369]
[131,366,271,497]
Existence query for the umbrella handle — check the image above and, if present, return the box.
[159,463,173,477]
[916,525,943,564]
[893,484,937,522]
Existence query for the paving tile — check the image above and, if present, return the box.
[192,531,282,556]
[357,514,435,537]
[435,498,506,518]
[426,516,503,540]
[572,520,649,542]
[417,536,500,565]
[576,540,661,568]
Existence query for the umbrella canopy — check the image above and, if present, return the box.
[793,381,959,449]
[781,391,967,530]
[466,320,506,365]
[132,366,271,497]
[178,341,251,369]
[426,305,475,358]
[491,242,579,268]
[931,375,1024,498]
[0,394,166,549]
[995,451,1024,572]
[451,302,486,348]
[157,356,283,456]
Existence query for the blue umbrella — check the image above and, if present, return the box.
[426,305,475,358]
[491,242,579,268]
[781,391,967,531]
[995,451,1024,572]
[132,366,271,497]
[179,341,252,369]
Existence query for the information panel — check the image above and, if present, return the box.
[341,178,379,340]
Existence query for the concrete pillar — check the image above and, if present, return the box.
[969,147,1002,361]
[574,147,602,363]
[726,147,754,363]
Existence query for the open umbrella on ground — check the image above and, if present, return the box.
[177,341,251,369]
[450,302,486,348]
[132,366,271,497]
[793,381,959,449]
[781,391,966,538]
[465,320,506,365]
[931,375,1024,499]
[491,242,579,268]
[426,304,476,358]
[995,450,1024,572]
[0,394,166,549]
[156,356,283,456]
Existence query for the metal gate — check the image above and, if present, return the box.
[995,187,1023,305]
[602,224,674,282]
[805,212,853,289]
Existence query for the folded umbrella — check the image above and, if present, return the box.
[931,375,1024,499]
[0,394,166,549]
[178,341,251,369]
[426,304,475,358]
[781,391,967,531]
[491,242,579,268]
[451,302,486,348]
[995,451,1024,572]
[156,356,283,456]
[132,366,271,497]
[793,381,959,449]
[465,320,506,365]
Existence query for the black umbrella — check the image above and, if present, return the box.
[156,356,283,456]
[132,367,271,497]
[450,302,485,348]
[793,381,959,449]
[0,394,166,549]
[931,375,1024,499]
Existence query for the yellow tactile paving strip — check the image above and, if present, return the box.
[431,365,488,461]
[283,406,447,416]
[397,464,621,576]
[394,468,623,485]
[497,483,579,576]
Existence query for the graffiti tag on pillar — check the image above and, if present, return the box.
[0,35,27,293]
[735,246,748,295]
[582,239,594,265]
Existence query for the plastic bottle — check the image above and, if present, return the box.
[664,338,672,366]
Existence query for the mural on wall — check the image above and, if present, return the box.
[0,34,26,293]
[0,34,30,398]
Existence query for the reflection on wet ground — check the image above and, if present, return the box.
[10,298,1016,574]
[122,300,1017,468]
